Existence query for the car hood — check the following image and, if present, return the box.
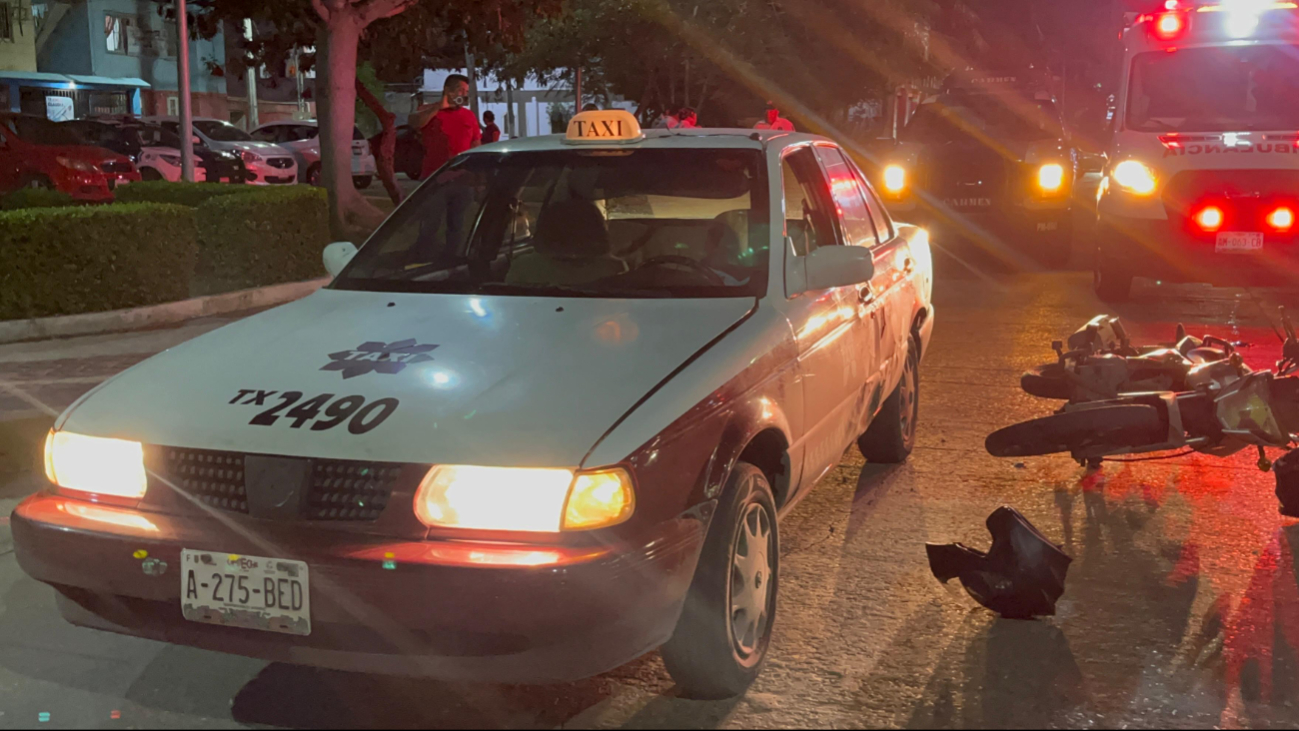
[54,144,128,163]
[898,139,1066,165]
[229,140,291,156]
[61,288,755,468]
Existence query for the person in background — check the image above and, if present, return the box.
[482,111,501,144]
[754,102,795,131]
[653,108,681,129]
[411,74,482,179]
[582,103,601,112]
[677,107,699,129]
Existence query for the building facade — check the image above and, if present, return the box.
[31,0,225,119]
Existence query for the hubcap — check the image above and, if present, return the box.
[899,347,918,446]
[729,501,774,662]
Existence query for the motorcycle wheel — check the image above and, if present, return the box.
[986,405,1164,458]
[1021,364,1073,400]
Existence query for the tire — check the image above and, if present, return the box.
[662,462,778,699]
[1033,219,1073,269]
[306,164,322,187]
[139,167,163,182]
[1021,363,1073,400]
[23,174,54,190]
[985,404,1163,458]
[353,175,372,189]
[859,334,920,463]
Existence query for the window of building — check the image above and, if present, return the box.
[0,2,14,42]
[166,96,180,116]
[105,13,132,54]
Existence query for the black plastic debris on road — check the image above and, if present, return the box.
[1275,449,1299,518]
[926,506,1072,619]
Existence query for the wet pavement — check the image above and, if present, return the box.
[6,253,1299,728]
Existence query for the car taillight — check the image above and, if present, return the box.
[1152,11,1187,40]
[1194,206,1225,232]
[1270,207,1295,232]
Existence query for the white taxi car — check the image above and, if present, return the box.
[12,110,934,699]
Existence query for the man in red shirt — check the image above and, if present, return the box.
[413,74,482,179]
[754,102,795,132]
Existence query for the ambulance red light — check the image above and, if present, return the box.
[1195,206,1225,232]
[1153,11,1188,40]
[1270,207,1295,232]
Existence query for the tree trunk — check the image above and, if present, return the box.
[356,78,401,206]
[317,14,383,241]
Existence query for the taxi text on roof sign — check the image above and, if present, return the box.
[564,109,645,145]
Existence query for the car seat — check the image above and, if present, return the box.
[506,198,629,286]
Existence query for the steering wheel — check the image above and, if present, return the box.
[640,255,726,285]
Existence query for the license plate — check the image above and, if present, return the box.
[181,550,310,635]
[1216,232,1263,253]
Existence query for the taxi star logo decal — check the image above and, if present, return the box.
[322,339,439,379]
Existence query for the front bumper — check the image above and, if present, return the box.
[1097,213,1299,285]
[53,169,113,202]
[246,160,298,185]
[12,494,707,682]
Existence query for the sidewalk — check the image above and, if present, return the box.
[0,313,248,474]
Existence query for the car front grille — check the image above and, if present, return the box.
[150,447,406,522]
[101,161,134,175]
[267,157,294,169]
[306,460,403,521]
[918,144,1009,200]
[159,447,249,514]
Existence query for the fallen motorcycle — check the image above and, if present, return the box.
[989,309,1299,470]
[1021,315,1240,402]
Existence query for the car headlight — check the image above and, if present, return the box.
[1037,163,1066,193]
[240,150,262,163]
[414,465,635,532]
[1111,160,1157,196]
[56,156,98,173]
[883,165,907,195]
[44,430,148,501]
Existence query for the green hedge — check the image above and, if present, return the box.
[0,188,77,211]
[194,186,329,293]
[114,180,264,208]
[0,204,198,320]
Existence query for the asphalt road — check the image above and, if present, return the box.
[8,239,1299,728]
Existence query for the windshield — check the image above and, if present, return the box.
[193,120,252,142]
[903,95,1063,143]
[334,148,770,299]
[13,117,88,146]
[1127,44,1299,132]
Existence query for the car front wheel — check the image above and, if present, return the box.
[661,461,778,699]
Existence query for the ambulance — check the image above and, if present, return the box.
[1094,0,1299,300]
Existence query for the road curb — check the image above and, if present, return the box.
[0,277,331,346]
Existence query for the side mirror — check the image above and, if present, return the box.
[323,241,358,278]
[803,246,875,292]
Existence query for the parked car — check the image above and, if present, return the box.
[250,120,377,189]
[11,110,935,699]
[144,116,297,186]
[69,119,248,184]
[0,113,140,201]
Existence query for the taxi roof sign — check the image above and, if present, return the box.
[564,109,644,145]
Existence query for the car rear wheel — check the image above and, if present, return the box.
[1094,261,1133,302]
[661,461,778,699]
[353,176,373,189]
[140,167,163,182]
[859,334,920,463]
[306,164,322,187]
